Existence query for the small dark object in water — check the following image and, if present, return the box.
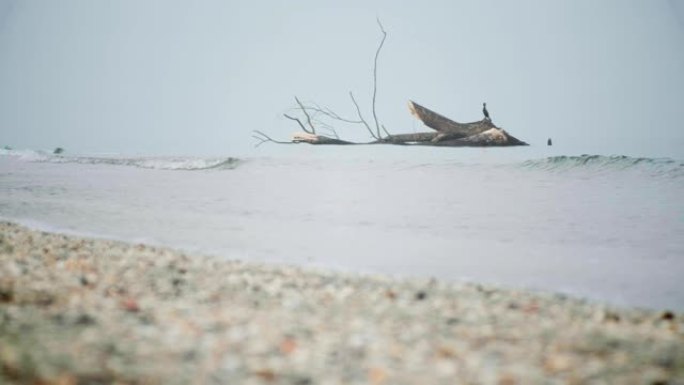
[53,147,64,154]
[482,102,490,120]
[415,291,427,300]
[547,138,552,146]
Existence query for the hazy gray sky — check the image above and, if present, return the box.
[0,0,683,157]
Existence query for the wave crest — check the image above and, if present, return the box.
[521,155,683,177]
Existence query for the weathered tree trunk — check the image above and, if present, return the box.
[426,128,528,147]
[291,132,354,145]
[382,131,479,144]
[383,132,439,143]
[408,101,496,137]
[407,101,528,146]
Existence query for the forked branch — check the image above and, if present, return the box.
[294,97,316,134]
[349,91,377,140]
[298,103,363,124]
[283,114,308,132]
[275,19,389,144]
[252,130,293,148]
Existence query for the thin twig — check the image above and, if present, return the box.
[349,91,377,139]
[372,18,388,139]
[321,127,340,139]
[252,130,293,147]
[311,119,340,139]
[283,114,308,133]
[305,103,364,124]
[295,96,316,134]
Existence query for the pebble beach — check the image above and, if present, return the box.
[1,222,682,384]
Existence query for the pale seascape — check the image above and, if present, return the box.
[3,1,684,383]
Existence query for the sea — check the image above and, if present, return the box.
[1,145,682,311]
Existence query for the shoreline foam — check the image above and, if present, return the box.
[1,222,682,384]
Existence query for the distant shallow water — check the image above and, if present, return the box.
[0,149,240,171]
[1,149,682,310]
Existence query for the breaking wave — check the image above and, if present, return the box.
[520,155,683,177]
[0,149,240,171]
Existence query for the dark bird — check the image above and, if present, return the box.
[482,103,490,120]
[547,138,553,146]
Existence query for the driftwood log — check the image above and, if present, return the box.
[254,101,528,147]
[252,20,528,148]
[399,101,528,147]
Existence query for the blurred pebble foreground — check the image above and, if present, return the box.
[0,222,683,385]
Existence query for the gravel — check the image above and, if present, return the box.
[1,222,682,384]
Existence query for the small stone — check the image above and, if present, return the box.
[660,311,675,321]
[368,367,387,384]
[121,298,140,312]
[254,369,276,382]
[280,337,297,355]
[385,290,397,300]
[523,302,539,314]
[0,287,13,303]
[75,314,96,325]
[293,377,312,385]
[415,291,427,300]
[604,311,621,322]
[436,346,455,358]
[544,354,573,373]
[498,374,517,385]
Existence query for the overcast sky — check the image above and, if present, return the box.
[0,0,683,158]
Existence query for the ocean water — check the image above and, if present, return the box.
[1,147,682,310]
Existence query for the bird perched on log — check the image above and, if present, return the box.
[482,103,490,121]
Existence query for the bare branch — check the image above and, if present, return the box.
[349,91,377,139]
[330,128,340,139]
[305,103,364,124]
[381,124,391,138]
[320,127,340,139]
[252,135,269,148]
[294,96,316,134]
[283,113,308,132]
[287,102,364,125]
[310,119,340,139]
[252,130,293,147]
[372,18,388,139]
